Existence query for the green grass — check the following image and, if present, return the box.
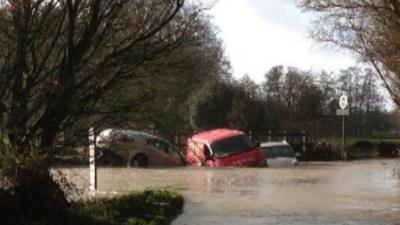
[70,190,184,225]
[71,190,184,225]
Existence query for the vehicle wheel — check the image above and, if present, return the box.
[129,154,149,168]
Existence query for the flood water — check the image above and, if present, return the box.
[62,159,400,225]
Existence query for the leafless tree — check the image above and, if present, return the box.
[298,0,400,106]
[0,0,187,200]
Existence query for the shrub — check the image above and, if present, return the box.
[0,170,69,225]
[346,140,378,159]
[376,142,398,157]
[0,189,184,225]
[352,141,373,150]
[302,143,341,161]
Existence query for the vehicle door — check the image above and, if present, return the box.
[263,147,281,167]
[216,148,264,167]
[146,139,183,167]
[185,140,206,166]
[162,142,185,166]
[279,145,297,166]
[269,146,296,167]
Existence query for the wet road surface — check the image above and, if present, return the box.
[61,159,400,225]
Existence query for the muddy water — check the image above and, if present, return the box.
[62,160,400,225]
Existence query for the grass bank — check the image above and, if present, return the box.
[306,137,400,160]
[72,190,184,225]
[1,189,184,225]
[319,137,400,146]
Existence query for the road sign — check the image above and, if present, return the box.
[336,109,350,116]
[339,95,348,109]
[338,95,349,161]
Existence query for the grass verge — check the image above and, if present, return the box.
[319,137,400,146]
[71,190,184,225]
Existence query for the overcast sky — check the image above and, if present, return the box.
[208,0,359,83]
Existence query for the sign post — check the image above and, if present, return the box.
[89,127,97,194]
[337,95,349,161]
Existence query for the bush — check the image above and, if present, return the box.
[0,189,184,225]
[352,141,373,150]
[346,146,378,159]
[301,139,400,161]
[0,169,69,225]
[346,141,378,159]
[376,142,398,157]
[301,143,341,161]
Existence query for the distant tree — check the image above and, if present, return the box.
[281,67,313,118]
[237,74,261,99]
[262,66,320,121]
[337,67,385,135]
[228,77,270,135]
[189,76,272,135]
[190,63,391,139]
[317,71,339,116]
[262,66,288,123]
[262,66,284,102]
[141,13,230,136]
[189,81,235,130]
[296,84,324,120]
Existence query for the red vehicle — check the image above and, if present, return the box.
[185,128,266,167]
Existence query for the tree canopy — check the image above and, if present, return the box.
[0,0,193,206]
[0,0,187,154]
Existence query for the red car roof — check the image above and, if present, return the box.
[190,128,244,143]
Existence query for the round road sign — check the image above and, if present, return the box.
[339,95,348,109]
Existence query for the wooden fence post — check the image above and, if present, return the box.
[89,127,97,194]
[302,130,307,157]
[268,130,272,142]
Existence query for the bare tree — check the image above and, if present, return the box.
[298,0,400,106]
[130,12,230,135]
[0,0,187,203]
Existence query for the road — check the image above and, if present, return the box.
[61,159,400,225]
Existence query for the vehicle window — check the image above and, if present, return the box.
[210,135,255,157]
[167,144,181,156]
[188,141,204,156]
[146,139,180,156]
[273,146,295,157]
[111,131,133,142]
[261,147,276,158]
[146,139,169,153]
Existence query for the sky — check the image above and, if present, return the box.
[208,0,359,83]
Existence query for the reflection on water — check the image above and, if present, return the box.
[62,160,400,225]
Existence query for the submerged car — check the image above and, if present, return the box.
[96,129,185,168]
[260,141,299,167]
[185,128,266,167]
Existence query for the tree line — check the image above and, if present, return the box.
[142,64,397,140]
